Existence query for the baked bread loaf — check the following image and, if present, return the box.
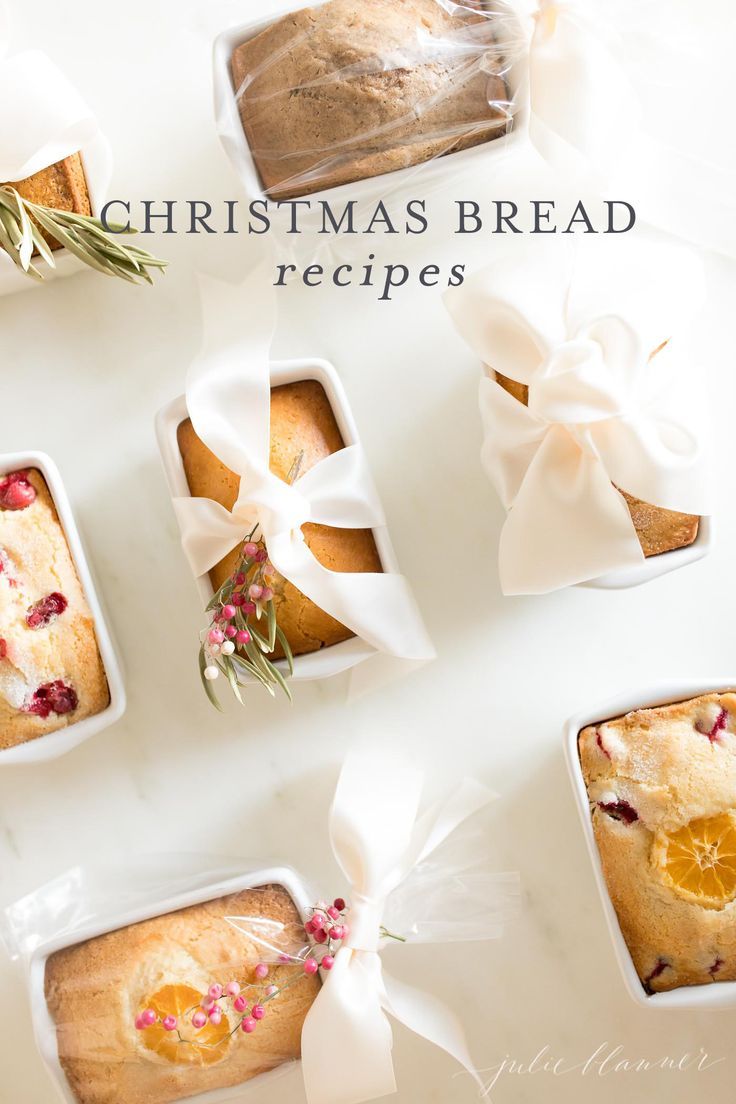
[45,883,320,1104]
[494,371,700,557]
[579,692,736,993]
[0,468,109,750]
[3,153,91,251]
[178,380,382,658]
[231,0,509,199]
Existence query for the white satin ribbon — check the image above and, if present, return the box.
[515,0,641,184]
[514,0,736,258]
[445,239,712,594]
[301,746,518,1104]
[0,47,101,181]
[173,268,435,669]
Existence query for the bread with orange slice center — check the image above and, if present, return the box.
[579,692,736,993]
[44,884,320,1104]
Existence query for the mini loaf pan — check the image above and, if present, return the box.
[28,864,313,1104]
[581,515,714,590]
[0,451,126,764]
[563,679,736,1010]
[0,134,112,297]
[212,0,528,211]
[155,357,401,684]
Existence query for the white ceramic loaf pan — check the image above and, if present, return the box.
[564,679,736,1011]
[0,135,111,297]
[155,357,401,684]
[0,450,126,764]
[28,865,313,1104]
[213,0,528,212]
[581,515,713,590]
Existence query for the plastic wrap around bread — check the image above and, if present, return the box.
[0,468,109,750]
[44,884,320,1104]
[7,748,519,1104]
[579,693,736,994]
[229,0,512,199]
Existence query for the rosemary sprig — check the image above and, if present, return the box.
[0,185,167,284]
[199,453,305,709]
[199,530,294,709]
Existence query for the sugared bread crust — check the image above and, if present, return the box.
[231,0,508,199]
[177,380,382,658]
[579,693,736,993]
[4,154,91,250]
[0,469,109,749]
[45,884,320,1104]
[494,370,700,557]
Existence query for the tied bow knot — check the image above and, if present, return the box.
[344,892,384,955]
[300,747,519,1104]
[445,240,711,594]
[528,318,642,430]
[234,467,312,545]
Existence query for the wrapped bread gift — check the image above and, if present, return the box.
[7,748,518,1104]
[157,272,434,704]
[446,240,712,593]
[177,379,382,659]
[226,0,511,199]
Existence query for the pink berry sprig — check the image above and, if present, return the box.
[134,899,343,1051]
[302,898,349,964]
[198,527,294,709]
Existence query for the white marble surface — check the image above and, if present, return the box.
[1,1,736,1102]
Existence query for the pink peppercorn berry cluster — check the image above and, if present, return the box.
[202,534,277,683]
[135,965,280,1039]
[302,897,349,972]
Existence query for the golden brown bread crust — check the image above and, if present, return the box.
[177,380,382,658]
[0,469,109,749]
[4,153,91,251]
[493,370,700,557]
[45,884,320,1104]
[579,693,736,993]
[231,0,508,199]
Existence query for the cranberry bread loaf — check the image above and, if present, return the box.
[579,692,736,993]
[0,469,108,749]
[3,153,91,251]
[494,371,699,557]
[178,380,382,658]
[231,0,509,199]
[45,883,320,1104]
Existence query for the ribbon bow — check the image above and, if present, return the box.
[300,746,518,1104]
[445,239,712,594]
[173,270,435,671]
